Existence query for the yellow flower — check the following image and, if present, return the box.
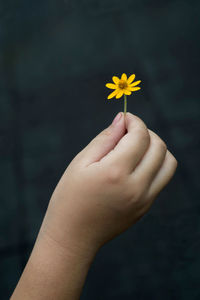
[105,73,141,99]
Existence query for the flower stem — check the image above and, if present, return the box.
[124,94,127,115]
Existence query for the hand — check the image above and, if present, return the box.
[40,112,177,256]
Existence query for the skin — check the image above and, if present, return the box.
[11,112,178,300]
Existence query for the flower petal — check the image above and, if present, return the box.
[116,90,124,99]
[124,89,131,95]
[129,87,141,92]
[129,80,141,87]
[112,76,120,84]
[127,74,136,84]
[106,83,117,89]
[121,73,127,81]
[107,89,119,99]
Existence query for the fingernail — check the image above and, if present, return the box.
[112,112,122,125]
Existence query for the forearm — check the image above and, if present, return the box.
[11,228,96,300]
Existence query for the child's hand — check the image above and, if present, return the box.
[40,112,177,256]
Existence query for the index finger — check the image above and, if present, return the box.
[102,112,150,173]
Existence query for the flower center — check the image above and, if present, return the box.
[118,80,127,89]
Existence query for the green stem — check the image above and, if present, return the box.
[124,94,127,115]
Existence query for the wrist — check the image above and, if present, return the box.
[11,225,97,300]
[37,225,98,264]
[38,205,99,264]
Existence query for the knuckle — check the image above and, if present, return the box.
[106,165,125,184]
[156,139,167,152]
[172,158,178,170]
[126,177,144,203]
[152,135,167,152]
[131,188,142,203]
[130,114,148,129]
[159,140,167,152]
[94,127,112,144]
[135,125,150,142]
[149,130,167,152]
[168,151,178,168]
[102,127,112,137]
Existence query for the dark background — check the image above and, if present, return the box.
[1,0,200,299]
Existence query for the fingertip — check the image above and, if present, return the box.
[124,112,134,128]
[112,112,125,127]
[120,112,129,131]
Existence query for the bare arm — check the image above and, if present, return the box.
[11,112,177,300]
[11,229,96,300]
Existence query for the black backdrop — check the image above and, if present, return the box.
[1,0,200,299]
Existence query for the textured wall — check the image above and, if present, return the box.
[0,0,200,299]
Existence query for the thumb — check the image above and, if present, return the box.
[80,112,126,166]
